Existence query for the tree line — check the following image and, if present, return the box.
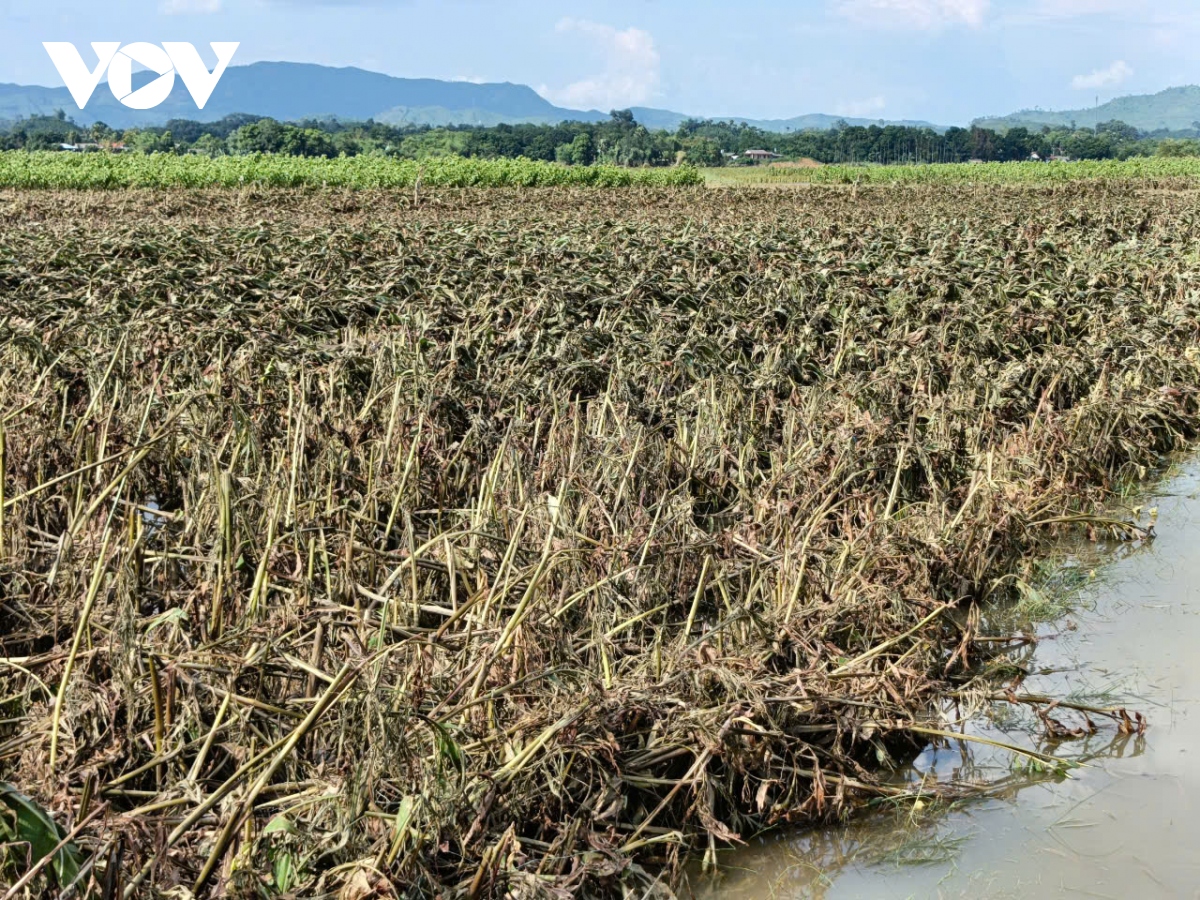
[3,107,1200,165]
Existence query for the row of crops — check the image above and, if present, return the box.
[708,157,1200,185]
[10,151,1200,190]
[0,151,704,188]
[812,157,1200,183]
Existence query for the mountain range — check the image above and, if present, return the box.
[0,63,597,128]
[973,86,1200,133]
[2,61,1199,135]
[0,61,942,132]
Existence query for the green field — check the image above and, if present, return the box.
[7,151,1200,191]
[705,157,1200,186]
[0,151,704,188]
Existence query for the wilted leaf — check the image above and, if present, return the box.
[0,783,83,888]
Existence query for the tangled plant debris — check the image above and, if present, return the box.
[0,183,1198,897]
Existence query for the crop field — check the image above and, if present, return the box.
[1,183,1199,897]
[6,151,1200,191]
[0,152,703,189]
[704,157,1200,186]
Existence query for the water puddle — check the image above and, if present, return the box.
[695,459,1200,899]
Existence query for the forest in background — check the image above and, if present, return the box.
[5,107,1200,166]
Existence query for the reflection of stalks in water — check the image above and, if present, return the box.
[876,829,972,867]
[697,481,1162,900]
[695,727,1145,900]
[698,622,1152,898]
[949,587,1150,747]
[1040,728,1146,764]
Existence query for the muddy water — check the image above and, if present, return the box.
[696,459,1200,899]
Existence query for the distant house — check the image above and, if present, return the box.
[58,141,129,153]
[743,149,782,162]
[1029,152,1042,161]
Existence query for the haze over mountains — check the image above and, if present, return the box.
[1,61,1198,135]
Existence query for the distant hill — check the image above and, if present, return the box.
[0,60,945,133]
[631,107,944,133]
[0,62,608,129]
[974,86,1200,133]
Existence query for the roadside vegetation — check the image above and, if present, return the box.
[0,183,1197,897]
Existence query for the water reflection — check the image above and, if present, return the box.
[690,460,1200,899]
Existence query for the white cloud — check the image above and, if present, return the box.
[1071,59,1133,89]
[160,0,221,12]
[837,95,887,116]
[538,19,661,111]
[837,0,989,29]
[453,75,488,84]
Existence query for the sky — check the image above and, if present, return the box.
[3,0,1200,125]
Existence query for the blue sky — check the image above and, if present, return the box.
[4,0,1199,124]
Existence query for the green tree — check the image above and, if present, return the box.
[227,120,337,158]
[192,133,225,157]
[1157,138,1200,158]
[1097,120,1139,143]
[556,131,595,166]
[682,137,723,167]
[127,128,176,154]
[89,121,115,144]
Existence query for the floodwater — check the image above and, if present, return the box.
[694,459,1200,899]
